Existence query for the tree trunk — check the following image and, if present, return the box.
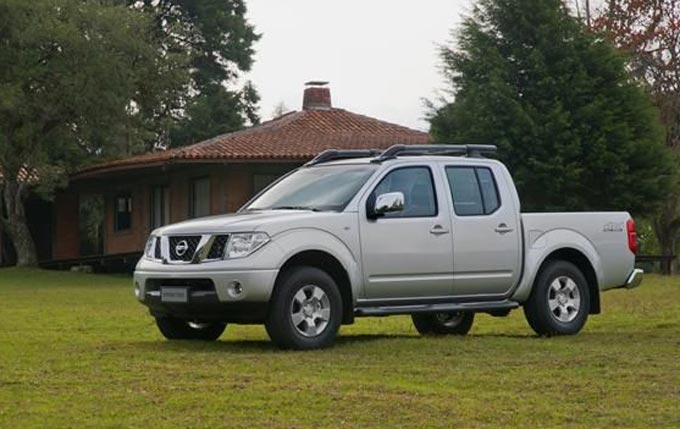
[1,179,38,267]
[4,219,38,267]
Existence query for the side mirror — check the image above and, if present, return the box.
[368,192,405,219]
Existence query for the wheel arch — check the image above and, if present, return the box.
[535,248,601,314]
[514,227,604,311]
[274,250,355,324]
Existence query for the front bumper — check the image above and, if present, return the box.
[133,266,279,323]
[134,268,279,303]
[142,289,268,323]
[624,268,644,289]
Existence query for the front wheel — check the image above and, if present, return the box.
[155,317,226,341]
[265,266,343,350]
[412,311,475,335]
[523,260,590,336]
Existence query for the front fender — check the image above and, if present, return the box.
[271,228,362,302]
[512,228,603,302]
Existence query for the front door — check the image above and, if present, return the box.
[360,166,454,299]
[443,164,522,297]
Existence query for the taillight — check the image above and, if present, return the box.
[626,218,637,255]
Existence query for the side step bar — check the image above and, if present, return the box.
[354,300,519,317]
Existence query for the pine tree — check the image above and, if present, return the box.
[593,0,680,257]
[429,0,675,215]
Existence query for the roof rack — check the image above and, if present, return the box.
[372,144,497,162]
[306,144,497,166]
[306,149,383,166]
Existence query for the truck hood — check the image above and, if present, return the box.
[155,210,339,235]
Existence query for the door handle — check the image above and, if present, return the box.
[430,224,450,235]
[494,223,514,234]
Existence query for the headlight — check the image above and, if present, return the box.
[144,235,157,259]
[224,232,270,259]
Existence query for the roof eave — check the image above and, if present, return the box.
[70,155,314,180]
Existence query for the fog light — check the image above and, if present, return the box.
[228,280,243,297]
[134,282,141,299]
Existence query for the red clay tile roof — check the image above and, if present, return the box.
[74,108,430,177]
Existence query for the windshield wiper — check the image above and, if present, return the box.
[271,205,322,212]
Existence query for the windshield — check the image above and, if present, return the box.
[245,164,378,212]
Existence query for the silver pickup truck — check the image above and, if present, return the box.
[134,145,643,349]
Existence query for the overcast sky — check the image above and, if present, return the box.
[245,0,472,131]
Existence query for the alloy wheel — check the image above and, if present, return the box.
[548,276,581,323]
[290,285,331,337]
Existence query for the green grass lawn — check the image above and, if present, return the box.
[0,268,679,429]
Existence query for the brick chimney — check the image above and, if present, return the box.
[302,81,332,110]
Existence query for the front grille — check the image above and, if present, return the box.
[153,237,161,259]
[168,236,201,262]
[146,278,215,292]
[206,235,229,259]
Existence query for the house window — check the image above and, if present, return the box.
[114,194,133,231]
[150,186,170,230]
[253,174,281,194]
[190,178,211,218]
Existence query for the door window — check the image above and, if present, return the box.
[477,168,500,214]
[445,167,500,216]
[370,167,437,218]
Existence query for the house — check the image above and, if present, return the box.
[3,82,429,269]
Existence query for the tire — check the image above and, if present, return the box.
[155,317,226,341]
[412,311,475,335]
[523,260,590,336]
[265,266,343,350]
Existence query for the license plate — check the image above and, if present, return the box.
[161,287,188,303]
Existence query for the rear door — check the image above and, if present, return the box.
[359,165,455,299]
[442,162,522,297]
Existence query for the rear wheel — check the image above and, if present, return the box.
[412,311,475,335]
[524,260,590,336]
[155,317,226,341]
[265,266,343,350]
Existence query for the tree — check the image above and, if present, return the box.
[593,0,680,258]
[429,0,675,215]
[271,101,291,119]
[0,0,186,266]
[132,0,261,147]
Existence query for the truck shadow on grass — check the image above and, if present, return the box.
[124,333,418,353]
[122,332,555,354]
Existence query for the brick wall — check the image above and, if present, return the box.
[225,165,254,212]
[104,183,148,255]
